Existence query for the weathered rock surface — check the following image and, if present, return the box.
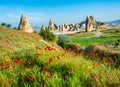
[41,25,46,31]
[18,14,33,33]
[48,19,57,32]
[85,16,96,32]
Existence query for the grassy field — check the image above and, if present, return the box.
[70,29,120,46]
[0,27,120,87]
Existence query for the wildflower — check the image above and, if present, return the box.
[57,54,60,59]
[30,76,35,81]
[74,53,79,57]
[47,73,51,78]
[63,75,67,79]
[109,59,114,65]
[103,58,109,63]
[21,78,24,82]
[43,66,49,70]
[5,65,10,69]
[14,60,21,64]
[49,58,53,63]
[90,53,95,58]
[79,51,84,56]
[0,63,4,68]
[36,46,41,50]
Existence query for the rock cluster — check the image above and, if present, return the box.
[18,14,33,33]
[48,19,57,32]
[85,16,96,32]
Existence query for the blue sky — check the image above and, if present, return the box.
[0,0,120,27]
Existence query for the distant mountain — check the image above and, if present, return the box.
[109,20,120,25]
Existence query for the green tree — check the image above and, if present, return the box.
[6,24,11,28]
[1,22,6,27]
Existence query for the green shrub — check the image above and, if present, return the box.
[57,35,72,48]
[39,29,56,41]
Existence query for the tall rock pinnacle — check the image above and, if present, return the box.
[18,14,33,33]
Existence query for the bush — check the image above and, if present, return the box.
[57,35,72,48]
[39,29,56,41]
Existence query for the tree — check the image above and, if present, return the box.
[1,22,6,27]
[6,24,11,28]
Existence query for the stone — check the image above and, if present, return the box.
[18,14,33,33]
[41,25,46,31]
[85,16,96,32]
[48,19,57,32]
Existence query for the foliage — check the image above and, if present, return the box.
[0,27,120,87]
[6,24,11,28]
[57,35,72,48]
[40,29,56,41]
[1,22,6,27]
[0,22,12,28]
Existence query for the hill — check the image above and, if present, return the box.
[0,26,120,87]
[0,26,42,54]
[109,20,120,25]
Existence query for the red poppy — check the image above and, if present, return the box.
[103,58,109,63]
[43,66,49,70]
[90,53,95,58]
[5,65,10,69]
[63,75,67,79]
[74,53,79,57]
[14,60,21,64]
[109,59,114,65]
[21,78,24,82]
[47,73,51,78]
[36,46,41,50]
[49,58,53,63]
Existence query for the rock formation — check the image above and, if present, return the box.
[85,16,96,32]
[48,19,57,32]
[18,14,33,33]
[41,25,46,31]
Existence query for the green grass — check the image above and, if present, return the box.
[71,36,120,46]
[70,29,120,46]
[0,26,42,54]
[0,27,120,87]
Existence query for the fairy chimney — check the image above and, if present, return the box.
[85,16,96,32]
[18,14,33,33]
[48,19,56,32]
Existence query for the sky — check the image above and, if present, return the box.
[0,0,120,27]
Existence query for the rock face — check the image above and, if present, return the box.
[85,16,96,32]
[48,19,57,32]
[18,14,33,33]
[41,25,46,31]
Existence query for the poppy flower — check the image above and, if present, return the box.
[109,59,114,65]
[47,73,51,78]
[36,46,41,50]
[21,78,24,82]
[103,58,109,63]
[5,65,10,69]
[14,60,21,64]
[43,66,49,70]
[49,58,53,63]
[63,75,67,79]
[90,53,95,58]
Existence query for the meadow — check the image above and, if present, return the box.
[0,27,120,87]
